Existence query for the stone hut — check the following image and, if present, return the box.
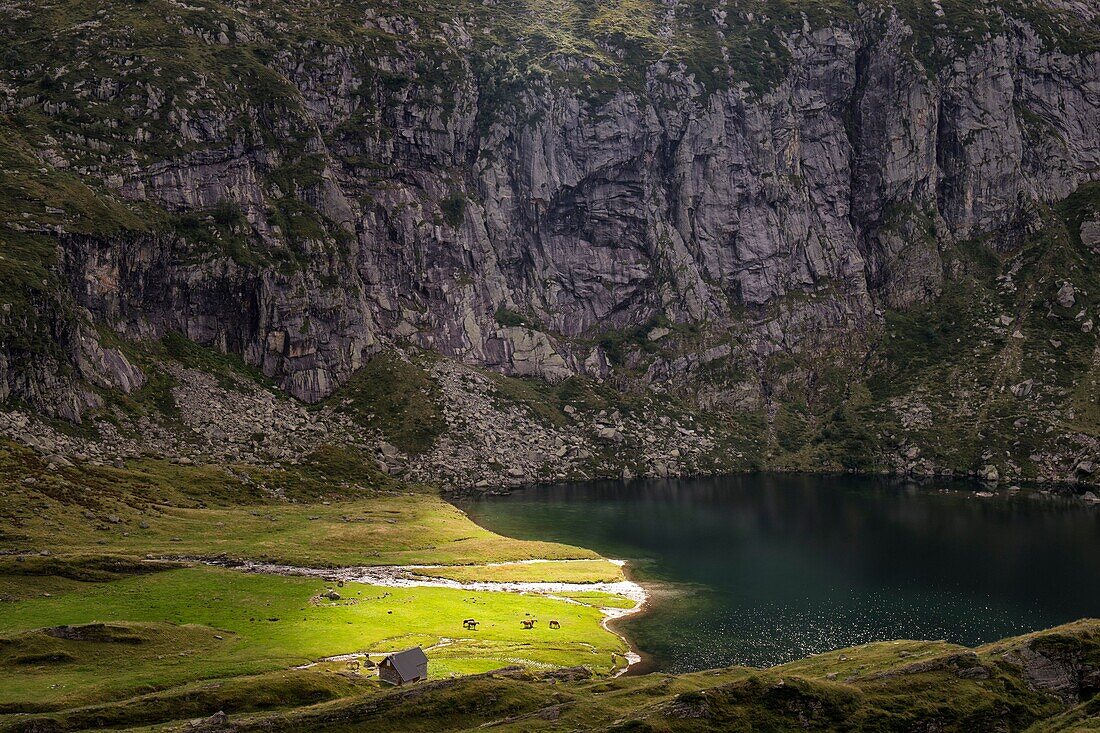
[378,646,428,685]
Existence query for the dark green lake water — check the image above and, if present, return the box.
[461,474,1100,674]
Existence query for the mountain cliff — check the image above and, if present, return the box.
[1,0,1098,486]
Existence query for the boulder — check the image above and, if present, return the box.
[1004,636,1098,703]
[1055,281,1076,308]
[597,427,623,443]
[1081,219,1100,252]
[187,711,230,731]
[647,327,671,342]
[1009,380,1034,397]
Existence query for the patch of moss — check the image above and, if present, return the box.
[494,306,536,329]
[331,351,445,455]
[440,192,467,229]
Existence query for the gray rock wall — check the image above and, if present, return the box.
[7,5,1100,413]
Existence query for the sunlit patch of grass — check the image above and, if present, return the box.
[0,566,628,713]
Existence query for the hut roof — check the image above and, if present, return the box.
[383,646,428,681]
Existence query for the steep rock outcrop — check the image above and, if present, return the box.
[0,0,1098,414]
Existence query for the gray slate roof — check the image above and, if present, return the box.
[384,646,428,680]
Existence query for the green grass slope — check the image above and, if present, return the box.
[0,436,634,722]
[78,619,1091,733]
[0,565,629,717]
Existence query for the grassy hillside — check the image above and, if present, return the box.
[192,619,1100,731]
[1,428,1097,731]
[2,617,1094,731]
[0,566,629,714]
[0,440,636,724]
[0,440,600,566]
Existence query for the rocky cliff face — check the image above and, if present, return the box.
[0,0,1098,483]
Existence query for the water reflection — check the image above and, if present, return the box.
[463,474,1100,673]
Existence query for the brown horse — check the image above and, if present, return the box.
[521,619,535,629]
[549,620,560,629]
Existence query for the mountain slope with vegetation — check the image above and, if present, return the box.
[0,2,1098,728]
[0,0,1097,489]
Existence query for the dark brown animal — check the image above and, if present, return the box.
[521,619,535,629]
[549,620,560,629]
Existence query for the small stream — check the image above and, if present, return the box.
[460,474,1100,674]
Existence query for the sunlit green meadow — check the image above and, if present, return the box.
[0,566,630,713]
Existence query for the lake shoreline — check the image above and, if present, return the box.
[444,470,1099,502]
[602,559,656,676]
[460,474,1100,674]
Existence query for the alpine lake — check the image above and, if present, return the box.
[460,474,1100,674]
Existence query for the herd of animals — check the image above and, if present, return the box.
[337,616,567,680]
[462,617,561,630]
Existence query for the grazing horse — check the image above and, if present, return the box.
[463,618,479,630]
[549,620,560,629]
[521,619,535,629]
